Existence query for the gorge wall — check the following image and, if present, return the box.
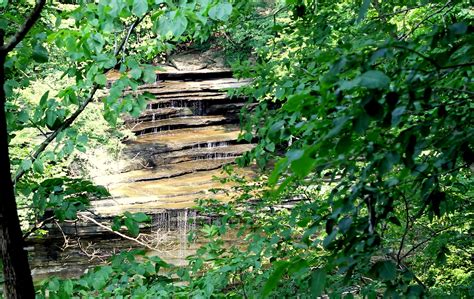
[28,59,255,280]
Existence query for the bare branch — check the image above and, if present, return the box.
[396,192,410,266]
[115,14,148,57]
[0,0,47,54]
[77,213,166,252]
[22,215,55,240]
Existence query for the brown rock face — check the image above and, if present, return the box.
[29,63,256,280]
[96,68,254,214]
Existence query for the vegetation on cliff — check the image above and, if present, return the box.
[0,0,472,298]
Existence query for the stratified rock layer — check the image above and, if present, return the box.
[29,61,255,280]
[93,69,254,215]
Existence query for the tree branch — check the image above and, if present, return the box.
[13,15,148,184]
[0,0,47,54]
[401,223,457,260]
[22,215,55,240]
[399,0,453,40]
[115,14,148,57]
[77,213,161,252]
[13,86,99,183]
[397,192,410,266]
[370,5,423,20]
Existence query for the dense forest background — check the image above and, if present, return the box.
[0,0,472,298]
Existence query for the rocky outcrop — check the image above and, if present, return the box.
[29,59,255,279]
[94,68,254,214]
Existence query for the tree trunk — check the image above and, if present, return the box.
[0,31,35,299]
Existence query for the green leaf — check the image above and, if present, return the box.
[94,73,107,86]
[358,70,390,89]
[124,217,140,237]
[32,43,49,63]
[326,116,350,139]
[262,261,289,297]
[33,160,44,174]
[112,217,122,231]
[63,279,73,295]
[288,258,309,275]
[269,120,285,134]
[132,0,148,17]
[357,0,371,23]
[158,11,188,38]
[353,112,369,133]
[142,66,156,83]
[336,135,352,154]
[39,91,49,107]
[391,106,405,127]
[130,212,150,223]
[208,3,233,21]
[323,230,337,248]
[268,157,288,186]
[374,261,397,281]
[21,159,32,171]
[129,67,142,80]
[290,150,316,177]
[338,217,353,233]
[286,149,304,162]
[310,268,326,297]
[77,134,88,144]
[172,11,188,37]
[284,93,312,112]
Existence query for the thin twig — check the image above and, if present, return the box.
[0,0,47,54]
[54,220,72,249]
[399,0,453,40]
[396,192,410,266]
[77,213,164,252]
[22,216,55,239]
[401,223,457,260]
[29,118,48,138]
[434,87,474,95]
[370,5,423,19]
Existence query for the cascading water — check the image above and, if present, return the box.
[151,209,198,259]
[29,65,253,280]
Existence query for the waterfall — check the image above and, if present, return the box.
[150,209,198,259]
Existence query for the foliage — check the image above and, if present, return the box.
[211,0,277,65]
[112,212,151,237]
[1,0,473,298]
[37,250,174,298]
[229,0,473,297]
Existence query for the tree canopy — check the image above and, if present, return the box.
[0,0,473,298]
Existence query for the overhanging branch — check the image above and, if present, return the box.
[13,15,148,184]
[0,0,47,54]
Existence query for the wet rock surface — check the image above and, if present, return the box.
[96,68,253,212]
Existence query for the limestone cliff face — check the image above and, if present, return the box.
[28,58,256,280]
[93,68,254,215]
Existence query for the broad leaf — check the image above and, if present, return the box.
[208,3,232,21]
